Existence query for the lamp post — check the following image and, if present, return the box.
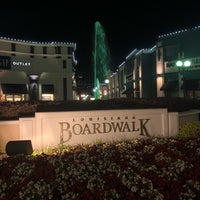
[101,79,109,99]
[104,79,109,99]
[175,59,191,97]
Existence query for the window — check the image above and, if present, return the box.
[68,47,73,55]
[41,84,54,101]
[63,60,67,69]
[0,56,11,70]
[55,46,61,58]
[11,43,16,56]
[55,46,61,54]
[42,84,54,94]
[30,46,34,58]
[43,47,47,58]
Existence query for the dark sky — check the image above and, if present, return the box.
[0,2,200,84]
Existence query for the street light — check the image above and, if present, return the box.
[175,59,191,97]
[105,79,109,84]
[102,79,109,99]
[176,60,191,67]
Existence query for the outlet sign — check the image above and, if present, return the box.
[12,61,31,66]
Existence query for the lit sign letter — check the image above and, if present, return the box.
[59,122,72,144]
[139,119,150,136]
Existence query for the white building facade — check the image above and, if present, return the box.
[0,37,77,101]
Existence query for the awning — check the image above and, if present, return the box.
[1,83,28,94]
[42,84,54,94]
[122,86,134,94]
[181,79,200,90]
[160,80,178,91]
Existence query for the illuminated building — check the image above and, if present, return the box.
[0,37,77,101]
[157,27,200,98]
[109,47,156,98]
[108,25,200,99]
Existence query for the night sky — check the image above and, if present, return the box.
[0,2,200,84]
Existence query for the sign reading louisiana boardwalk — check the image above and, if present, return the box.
[19,108,176,150]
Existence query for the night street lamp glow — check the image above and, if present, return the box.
[176,60,191,67]
[105,79,109,84]
[184,60,191,67]
[176,60,183,67]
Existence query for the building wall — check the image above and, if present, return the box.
[141,53,156,98]
[110,47,156,99]
[0,37,77,101]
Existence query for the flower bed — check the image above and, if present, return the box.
[1,137,200,199]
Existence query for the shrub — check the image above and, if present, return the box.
[178,121,200,138]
